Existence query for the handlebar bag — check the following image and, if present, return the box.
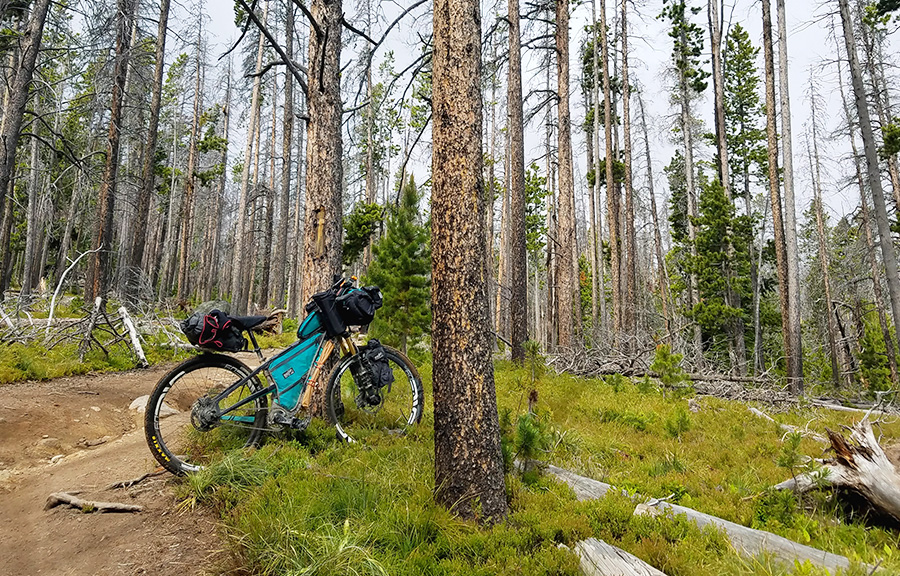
[337,286,383,326]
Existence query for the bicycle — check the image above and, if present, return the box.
[144,277,424,476]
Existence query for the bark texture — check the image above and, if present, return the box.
[508,0,526,362]
[555,0,576,347]
[301,0,343,303]
[431,0,507,523]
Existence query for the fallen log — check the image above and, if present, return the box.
[747,407,828,444]
[547,465,873,574]
[572,538,667,576]
[774,418,900,524]
[45,492,143,513]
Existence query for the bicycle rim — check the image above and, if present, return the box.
[146,358,266,474]
[326,348,423,442]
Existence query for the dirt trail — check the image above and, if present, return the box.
[0,361,242,576]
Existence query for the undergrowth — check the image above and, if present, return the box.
[174,358,900,576]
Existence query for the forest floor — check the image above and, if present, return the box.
[0,361,238,576]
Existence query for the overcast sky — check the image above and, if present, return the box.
[193,0,896,228]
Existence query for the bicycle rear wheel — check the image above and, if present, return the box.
[324,345,424,442]
[145,354,268,475]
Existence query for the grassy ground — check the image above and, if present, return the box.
[176,357,900,576]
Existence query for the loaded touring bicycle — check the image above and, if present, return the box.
[145,277,424,475]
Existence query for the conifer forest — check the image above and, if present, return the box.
[3,0,900,398]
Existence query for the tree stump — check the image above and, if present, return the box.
[775,418,900,523]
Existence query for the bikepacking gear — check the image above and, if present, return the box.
[309,289,348,337]
[270,311,327,411]
[181,309,246,352]
[337,286,383,326]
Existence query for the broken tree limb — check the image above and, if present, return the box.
[118,306,148,367]
[748,407,829,444]
[774,418,900,524]
[547,465,874,574]
[78,297,103,361]
[45,492,143,513]
[573,538,667,576]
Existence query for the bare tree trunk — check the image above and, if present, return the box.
[177,19,204,302]
[0,0,51,240]
[762,0,794,389]
[776,0,803,394]
[432,0,507,523]
[835,48,899,386]
[807,99,842,387]
[591,0,605,335]
[679,61,702,362]
[274,4,294,308]
[600,0,620,340]
[86,0,137,303]
[838,0,900,362]
[638,92,671,344]
[508,0,527,361]
[709,0,747,374]
[231,0,268,311]
[555,0,576,347]
[131,0,170,281]
[21,129,40,298]
[620,0,636,344]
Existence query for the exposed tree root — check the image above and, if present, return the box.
[45,492,143,513]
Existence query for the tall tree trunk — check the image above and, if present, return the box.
[591,0,605,334]
[638,92,671,343]
[555,0,576,347]
[762,0,795,390]
[620,0,636,343]
[130,0,170,280]
[679,49,702,362]
[808,103,842,387]
[838,0,900,363]
[86,0,137,303]
[231,0,268,312]
[776,0,803,394]
[600,0,620,340]
[21,129,40,298]
[274,5,294,308]
[508,0,527,362]
[261,79,278,306]
[835,37,899,386]
[0,0,51,242]
[177,19,204,302]
[207,64,232,300]
[432,0,507,523]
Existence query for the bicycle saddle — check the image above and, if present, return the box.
[229,315,269,331]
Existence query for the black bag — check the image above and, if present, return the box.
[337,286,383,326]
[181,309,246,352]
[362,339,394,391]
[311,289,348,337]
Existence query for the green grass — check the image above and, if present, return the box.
[173,359,900,576]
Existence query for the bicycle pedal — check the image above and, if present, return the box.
[272,411,308,431]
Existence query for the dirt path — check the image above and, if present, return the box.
[0,361,247,576]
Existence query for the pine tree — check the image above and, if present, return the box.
[365,175,430,355]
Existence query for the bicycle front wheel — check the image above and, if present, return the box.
[324,345,424,442]
[145,354,268,475]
